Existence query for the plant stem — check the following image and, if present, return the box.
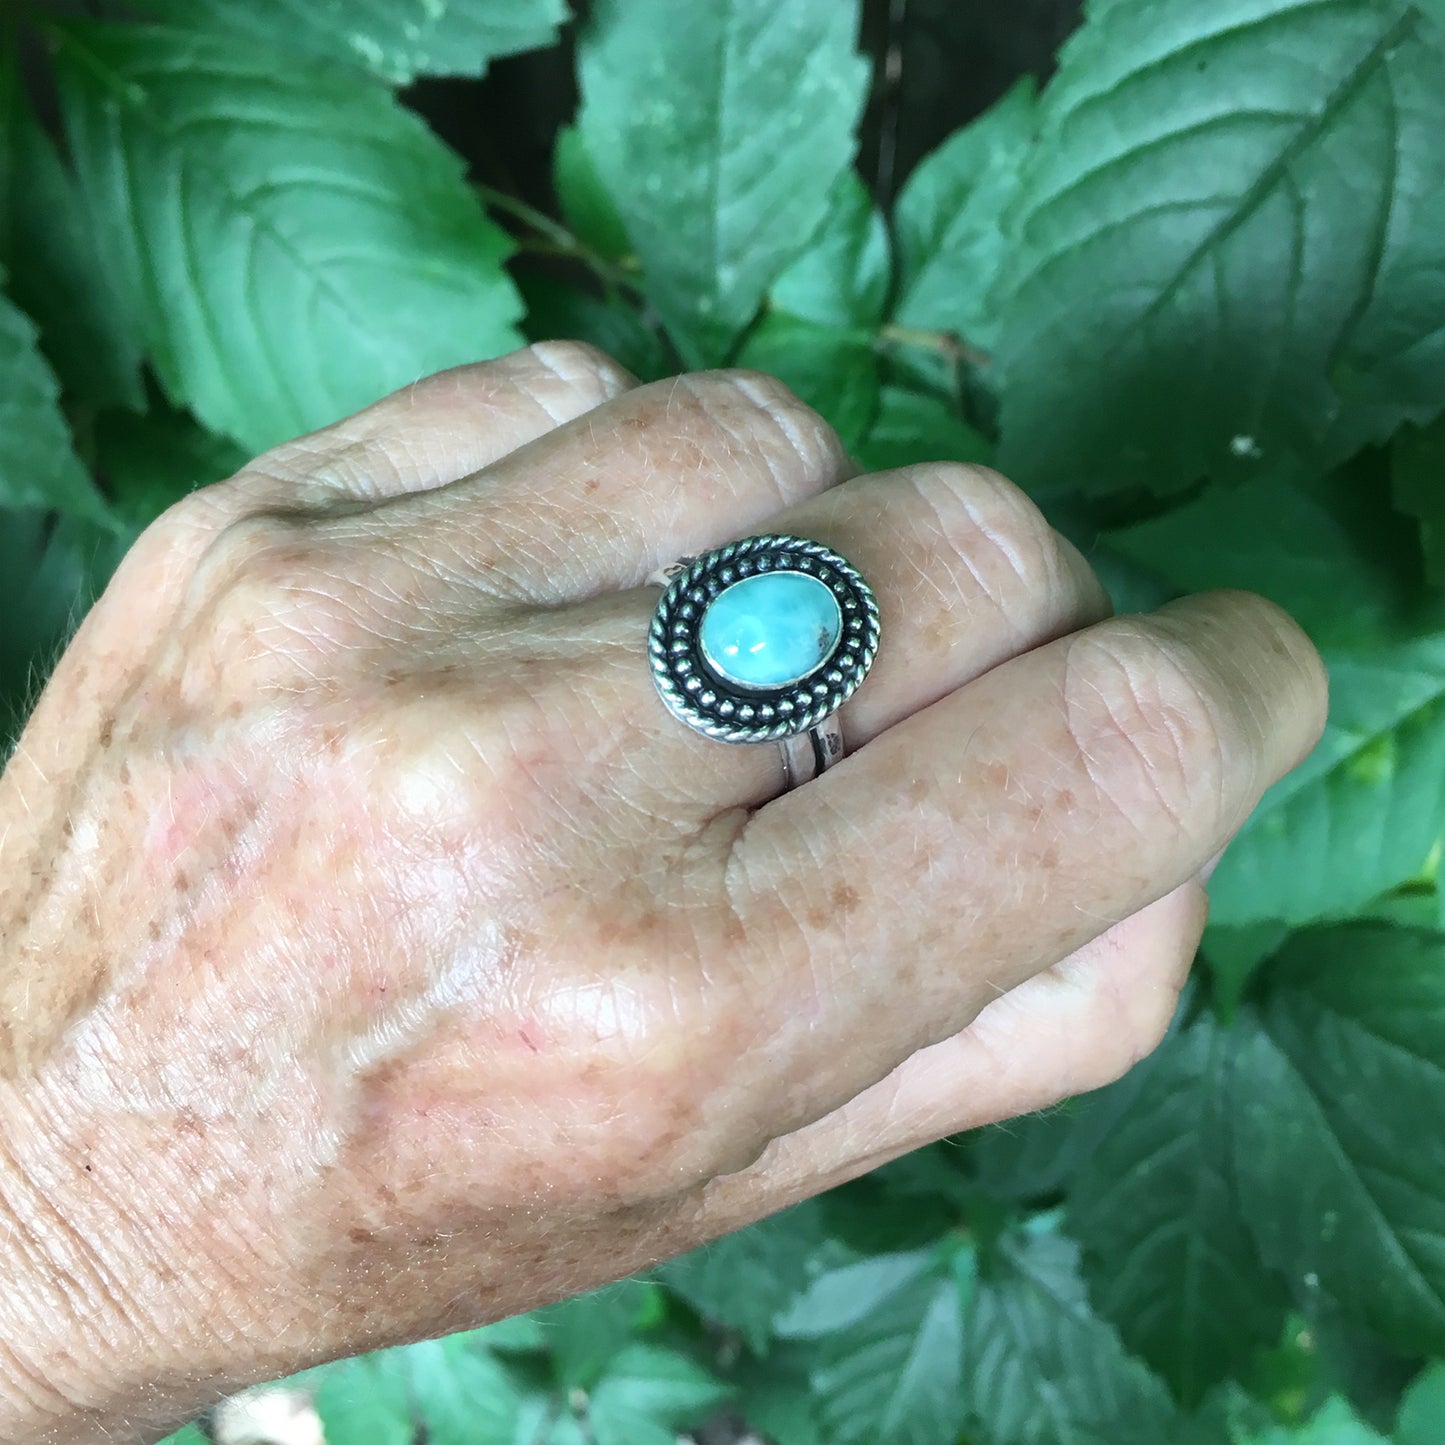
[877,322,991,370]
[476,184,643,300]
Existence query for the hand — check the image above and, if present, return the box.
[0,343,1327,1443]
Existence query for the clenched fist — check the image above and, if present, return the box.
[0,344,1327,1443]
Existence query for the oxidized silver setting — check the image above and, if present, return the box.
[647,533,880,747]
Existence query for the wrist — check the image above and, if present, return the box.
[0,1084,221,1445]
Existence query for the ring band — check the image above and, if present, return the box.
[646,534,880,790]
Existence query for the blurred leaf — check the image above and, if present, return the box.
[534,1279,661,1391]
[655,1200,827,1353]
[1236,1396,1390,1445]
[963,1232,1184,1445]
[520,277,668,381]
[732,1348,821,1445]
[584,1344,732,1445]
[1233,924,1445,1356]
[0,60,141,409]
[1201,921,1292,1017]
[94,404,250,531]
[312,1352,415,1445]
[552,125,633,264]
[404,1337,523,1445]
[893,77,1036,352]
[1067,1011,1289,1406]
[127,0,567,84]
[576,0,869,366]
[0,288,112,523]
[736,312,879,450]
[809,1261,968,1445]
[774,1250,936,1341]
[1209,633,1445,927]
[0,511,131,744]
[151,1430,209,1445]
[853,387,992,474]
[772,170,891,331]
[465,1312,550,1353]
[53,21,524,455]
[1317,181,1445,466]
[1393,417,1445,587]
[995,0,1445,496]
[1105,469,1420,649]
[1396,1361,1445,1445]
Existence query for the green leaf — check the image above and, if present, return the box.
[1209,632,1445,926]
[736,313,879,450]
[93,404,250,532]
[53,22,524,455]
[1317,180,1445,465]
[577,0,869,366]
[0,511,130,743]
[995,0,1445,496]
[126,0,568,84]
[0,288,111,523]
[1237,1396,1390,1445]
[893,77,1037,351]
[0,61,141,409]
[809,1261,968,1445]
[963,1232,1184,1445]
[1393,417,1445,586]
[534,1278,660,1391]
[465,1312,550,1353]
[312,1352,416,1445]
[1397,1361,1445,1445]
[772,170,891,331]
[731,1348,822,1445]
[1066,1011,1289,1405]
[404,1337,523,1445]
[552,125,633,264]
[774,1250,936,1340]
[585,1344,732,1445]
[1232,924,1445,1355]
[152,1429,209,1445]
[852,388,992,474]
[654,1200,827,1352]
[520,277,669,382]
[1104,468,1421,649]
[1201,921,1292,1017]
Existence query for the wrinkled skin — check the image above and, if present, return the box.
[0,345,1328,1443]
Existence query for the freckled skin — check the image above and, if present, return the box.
[0,349,1327,1445]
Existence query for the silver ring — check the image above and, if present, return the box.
[646,534,880,789]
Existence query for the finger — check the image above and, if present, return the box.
[234,341,637,507]
[709,590,1326,1151]
[698,879,1208,1210]
[711,461,1114,743]
[543,463,1113,820]
[345,369,853,602]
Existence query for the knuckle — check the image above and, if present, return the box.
[1062,622,1231,838]
[683,368,847,487]
[176,513,340,698]
[909,462,1077,630]
[521,339,635,402]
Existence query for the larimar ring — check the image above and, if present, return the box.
[646,534,881,789]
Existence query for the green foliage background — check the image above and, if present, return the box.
[5,0,1445,1441]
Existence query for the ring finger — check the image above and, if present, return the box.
[573,460,1114,816]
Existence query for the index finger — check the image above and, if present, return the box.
[712,588,1327,1143]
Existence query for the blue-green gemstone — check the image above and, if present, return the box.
[699,570,843,691]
